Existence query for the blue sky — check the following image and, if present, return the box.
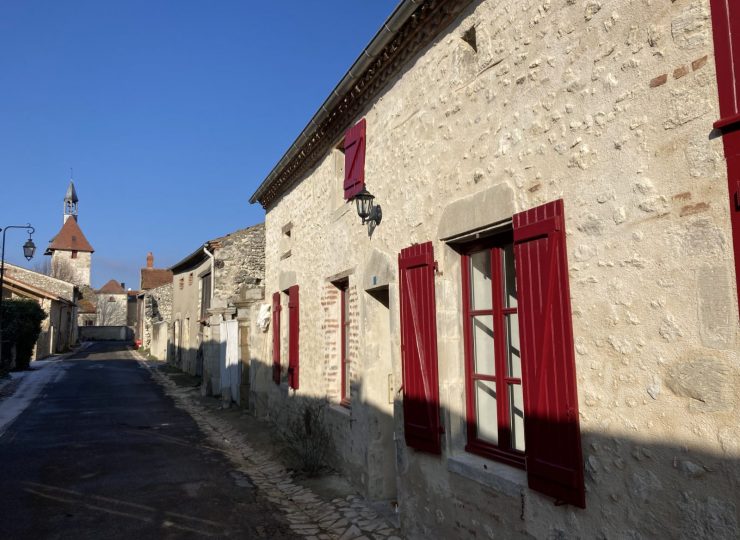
[0,0,398,289]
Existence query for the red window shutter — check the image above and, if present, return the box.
[288,285,300,390]
[513,199,585,508]
[710,0,740,128]
[272,292,281,385]
[398,241,441,454]
[710,1,740,315]
[343,118,366,200]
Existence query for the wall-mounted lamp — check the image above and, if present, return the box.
[352,187,382,235]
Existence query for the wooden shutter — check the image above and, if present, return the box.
[343,118,366,200]
[710,1,740,315]
[272,292,281,385]
[398,241,441,454]
[710,0,740,129]
[287,285,300,390]
[513,199,585,508]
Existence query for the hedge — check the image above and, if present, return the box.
[1,299,46,372]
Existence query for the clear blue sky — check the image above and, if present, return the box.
[0,0,398,289]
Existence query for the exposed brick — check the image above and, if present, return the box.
[673,66,689,79]
[692,55,708,71]
[680,202,710,217]
[649,74,668,88]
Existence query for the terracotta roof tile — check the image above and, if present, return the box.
[46,218,94,253]
[78,299,97,313]
[141,268,173,290]
[97,279,125,294]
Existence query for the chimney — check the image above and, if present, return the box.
[121,282,125,290]
[146,252,154,268]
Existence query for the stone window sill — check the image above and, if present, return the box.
[447,452,526,498]
[328,403,351,418]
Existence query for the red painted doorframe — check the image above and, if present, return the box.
[710,0,740,315]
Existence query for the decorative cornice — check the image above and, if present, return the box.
[252,0,474,209]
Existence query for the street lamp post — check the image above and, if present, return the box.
[0,224,36,370]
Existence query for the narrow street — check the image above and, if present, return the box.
[0,342,298,539]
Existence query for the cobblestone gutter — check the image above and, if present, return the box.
[136,352,402,540]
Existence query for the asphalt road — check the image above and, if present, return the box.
[0,342,297,539]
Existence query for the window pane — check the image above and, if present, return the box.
[475,380,498,445]
[509,383,525,451]
[502,243,517,309]
[472,315,495,375]
[505,314,521,378]
[470,251,492,310]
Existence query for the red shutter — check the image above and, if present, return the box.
[398,241,441,454]
[513,199,585,508]
[287,285,300,390]
[343,118,366,200]
[710,0,740,129]
[272,292,281,385]
[710,1,740,315]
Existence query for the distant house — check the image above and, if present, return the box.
[95,280,128,326]
[1,263,78,359]
[136,252,173,358]
[169,224,264,404]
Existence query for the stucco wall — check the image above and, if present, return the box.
[171,259,211,375]
[256,0,739,538]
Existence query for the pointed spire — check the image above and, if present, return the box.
[64,178,79,223]
[65,180,79,203]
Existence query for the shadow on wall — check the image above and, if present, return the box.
[155,340,739,539]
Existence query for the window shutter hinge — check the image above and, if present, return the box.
[433,260,442,275]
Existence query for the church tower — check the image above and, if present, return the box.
[45,180,94,286]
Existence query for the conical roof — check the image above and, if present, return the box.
[64,181,79,203]
[45,217,94,253]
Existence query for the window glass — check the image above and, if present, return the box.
[509,383,525,451]
[505,314,520,378]
[472,315,495,375]
[470,251,492,310]
[502,243,517,309]
[475,380,498,445]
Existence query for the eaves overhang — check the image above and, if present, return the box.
[248,0,474,209]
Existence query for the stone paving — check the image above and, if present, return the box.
[136,352,403,540]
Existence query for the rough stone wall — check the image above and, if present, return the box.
[212,223,265,307]
[4,263,75,302]
[141,283,173,350]
[258,1,739,538]
[51,250,91,287]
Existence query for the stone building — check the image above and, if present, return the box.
[248,1,740,538]
[2,263,78,358]
[95,280,128,327]
[44,181,94,287]
[169,224,265,404]
[136,252,173,357]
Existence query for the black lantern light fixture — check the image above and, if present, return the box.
[352,187,382,235]
[23,236,36,261]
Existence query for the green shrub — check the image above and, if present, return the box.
[1,299,46,371]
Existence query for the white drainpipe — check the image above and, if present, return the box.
[203,246,215,302]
